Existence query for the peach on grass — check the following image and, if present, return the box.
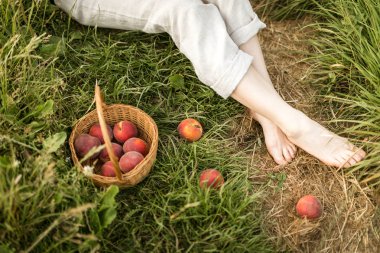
[89,123,113,144]
[99,142,124,162]
[199,169,224,189]
[177,118,203,142]
[119,151,144,173]
[123,137,149,156]
[74,134,101,159]
[296,195,322,219]
[113,120,138,143]
[100,161,117,177]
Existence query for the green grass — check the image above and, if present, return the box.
[3,0,378,251]
[252,0,325,20]
[308,0,380,187]
[0,1,276,252]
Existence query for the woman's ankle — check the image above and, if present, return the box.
[279,110,311,139]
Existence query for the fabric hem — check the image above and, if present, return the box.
[212,50,253,99]
[230,17,266,46]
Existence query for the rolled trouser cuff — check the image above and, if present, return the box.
[230,16,266,46]
[211,50,253,99]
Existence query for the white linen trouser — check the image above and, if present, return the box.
[55,0,266,98]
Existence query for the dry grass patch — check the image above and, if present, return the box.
[255,158,378,252]
[237,17,380,252]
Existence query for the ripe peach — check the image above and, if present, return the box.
[123,137,149,156]
[99,142,123,162]
[100,161,116,177]
[74,134,101,159]
[296,195,322,219]
[89,123,113,144]
[113,120,138,143]
[199,169,224,189]
[177,118,203,142]
[119,151,144,173]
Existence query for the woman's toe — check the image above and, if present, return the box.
[353,153,363,163]
[335,153,349,168]
[282,147,293,163]
[286,146,295,159]
[271,148,287,165]
[348,157,358,166]
[357,148,366,159]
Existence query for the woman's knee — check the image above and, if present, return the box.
[157,0,212,29]
[55,0,98,26]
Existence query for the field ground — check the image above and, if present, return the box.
[240,17,380,252]
[1,1,379,252]
[227,18,380,252]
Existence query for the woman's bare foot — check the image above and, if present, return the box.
[250,110,297,165]
[231,65,365,168]
[284,111,366,168]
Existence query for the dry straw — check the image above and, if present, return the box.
[69,83,158,188]
[243,19,380,252]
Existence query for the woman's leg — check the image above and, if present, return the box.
[165,0,366,168]
[231,66,366,168]
[240,36,298,164]
[203,0,365,167]
[203,0,296,164]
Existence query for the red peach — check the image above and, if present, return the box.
[177,118,203,142]
[119,151,144,173]
[199,169,224,189]
[296,195,322,219]
[89,123,113,144]
[74,134,101,159]
[99,142,123,162]
[100,161,116,177]
[123,137,149,156]
[113,120,138,143]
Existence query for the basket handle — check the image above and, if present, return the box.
[95,82,123,181]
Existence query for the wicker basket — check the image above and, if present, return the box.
[69,84,158,188]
